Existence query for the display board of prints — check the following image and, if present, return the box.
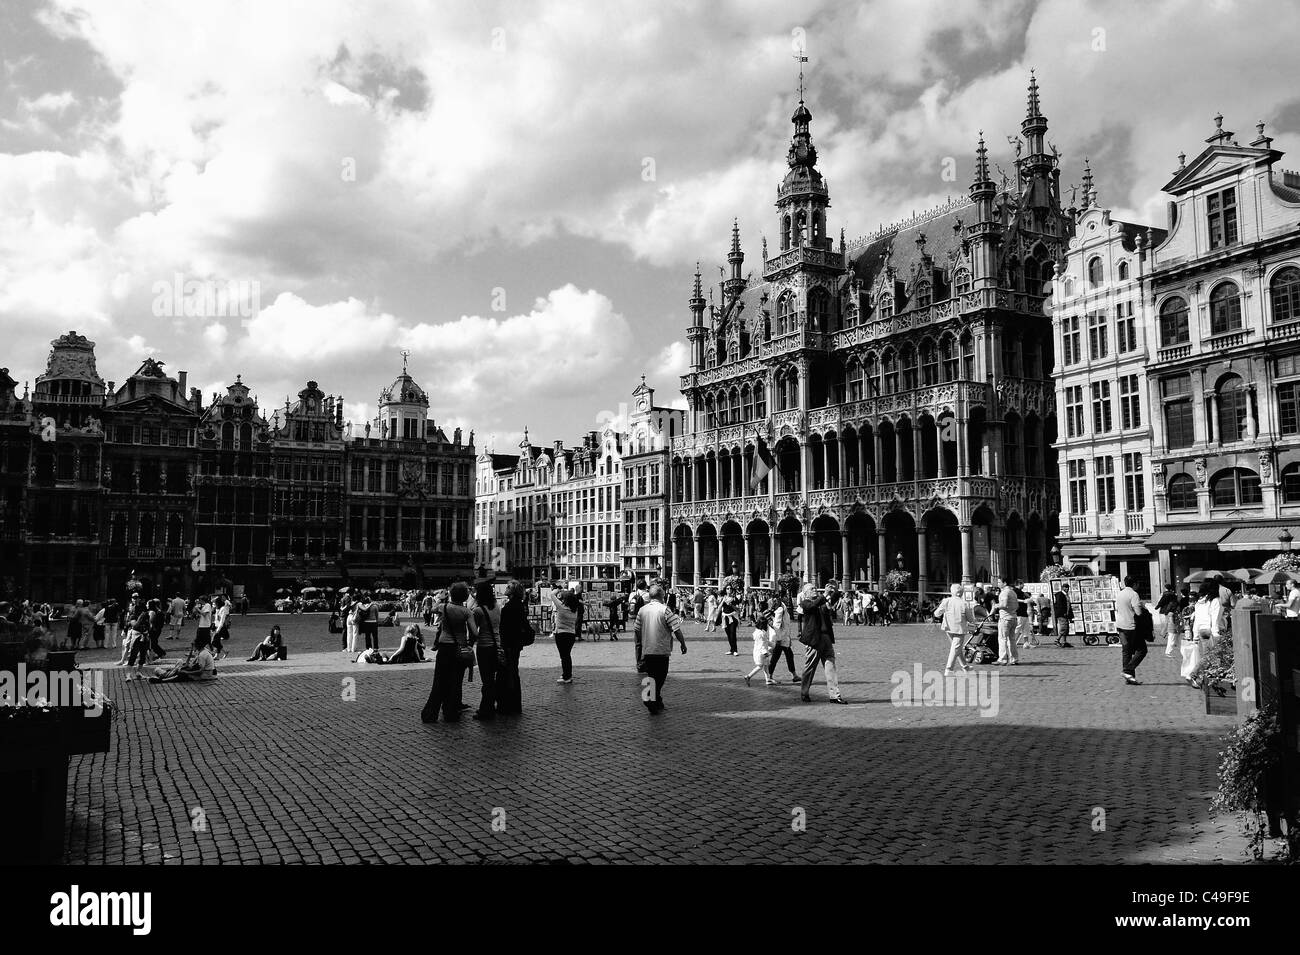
[1048,575,1118,634]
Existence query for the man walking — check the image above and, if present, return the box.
[1052,584,1074,647]
[996,578,1019,665]
[634,584,687,715]
[1116,574,1147,685]
[798,583,847,704]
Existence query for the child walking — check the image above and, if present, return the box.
[703,590,718,632]
[743,599,775,685]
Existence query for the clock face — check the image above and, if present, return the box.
[637,398,648,411]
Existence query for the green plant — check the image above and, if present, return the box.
[1191,634,1235,692]
[775,572,800,601]
[1040,563,1071,582]
[1211,705,1293,862]
[1262,553,1300,574]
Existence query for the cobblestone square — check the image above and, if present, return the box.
[64,614,1249,864]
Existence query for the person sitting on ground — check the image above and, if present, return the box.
[150,632,218,683]
[382,608,399,628]
[247,625,284,662]
[387,624,426,664]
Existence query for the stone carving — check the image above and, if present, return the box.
[1195,458,1207,488]
[1259,450,1273,482]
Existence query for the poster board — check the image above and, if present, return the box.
[1049,575,1118,634]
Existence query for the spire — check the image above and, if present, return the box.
[972,131,992,189]
[1081,157,1094,210]
[1025,68,1042,122]
[691,262,703,303]
[729,219,741,259]
[726,219,745,294]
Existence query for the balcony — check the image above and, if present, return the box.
[763,242,842,275]
[1267,320,1300,341]
[1204,327,1255,350]
[1070,515,1088,534]
[1125,512,1148,534]
[1156,344,1192,361]
[101,545,189,561]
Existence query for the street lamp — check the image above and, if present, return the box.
[1280,529,1294,553]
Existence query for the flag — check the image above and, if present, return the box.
[751,431,775,491]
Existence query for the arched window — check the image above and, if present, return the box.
[729,388,741,423]
[1087,256,1104,289]
[921,339,938,386]
[901,345,918,390]
[879,294,894,320]
[221,421,234,447]
[1159,297,1190,346]
[846,359,864,402]
[882,349,899,395]
[962,332,976,379]
[239,423,252,448]
[812,210,824,247]
[167,512,183,547]
[1211,467,1262,507]
[782,215,791,252]
[864,353,880,395]
[915,282,932,309]
[1167,474,1197,510]
[728,340,739,363]
[1117,261,1130,281]
[754,382,766,419]
[1270,266,1300,324]
[1210,282,1242,335]
[794,210,807,246]
[777,292,794,336]
[705,395,716,429]
[940,334,958,382]
[1041,260,1055,290]
[953,270,971,296]
[1282,462,1300,503]
[807,287,830,333]
[1217,375,1250,443]
[706,348,717,370]
[740,384,752,421]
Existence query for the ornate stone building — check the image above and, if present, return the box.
[268,380,346,587]
[552,427,624,582]
[0,368,31,597]
[1051,171,1166,594]
[195,376,275,601]
[621,378,685,581]
[100,357,201,599]
[1144,116,1300,580]
[342,364,475,587]
[670,76,1067,595]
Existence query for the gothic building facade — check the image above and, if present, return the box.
[670,76,1067,594]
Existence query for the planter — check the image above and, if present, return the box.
[1204,680,1237,716]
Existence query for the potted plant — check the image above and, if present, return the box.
[883,568,912,592]
[1040,563,1071,583]
[1211,704,1295,862]
[1191,634,1236,715]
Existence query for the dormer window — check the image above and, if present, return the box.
[954,269,971,296]
[916,282,932,308]
[879,294,894,320]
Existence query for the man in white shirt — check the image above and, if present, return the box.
[168,595,186,640]
[196,597,213,644]
[634,584,687,714]
[996,580,1019,665]
[1115,575,1147,685]
[212,596,231,660]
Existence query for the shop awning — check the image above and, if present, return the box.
[1218,525,1300,552]
[1143,526,1230,549]
[1061,541,1152,559]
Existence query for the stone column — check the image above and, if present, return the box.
[803,527,813,583]
[956,417,968,477]
[857,433,866,487]
[1207,391,1219,444]
[800,441,811,497]
[822,440,830,489]
[873,431,883,484]
[841,531,850,587]
[894,428,904,482]
[936,421,946,478]
[917,528,928,601]
[742,533,751,586]
[877,532,888,589]
[770,529,779,585]
[960,524,973,584]
[692,533,701,586]
[717,536,724,583]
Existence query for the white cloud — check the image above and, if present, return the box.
[202,322,228,348]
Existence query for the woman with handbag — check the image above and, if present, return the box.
[471,581,504,721]
[497,580,533,715]
[420,582,479,723]
[720,585,740,656]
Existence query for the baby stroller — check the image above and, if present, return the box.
[962,610,1000,665]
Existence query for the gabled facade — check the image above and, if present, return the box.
[1052,170,1166,593]
[100,356,201,599]
[1144,116,1300,579]
[621,378,685,580]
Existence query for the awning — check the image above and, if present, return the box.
[1143,526,1230,549]
[1061,541,1152,559]
[1218,525,1300,552]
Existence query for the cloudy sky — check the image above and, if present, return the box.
[3,0,1298,447]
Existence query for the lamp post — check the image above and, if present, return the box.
[1280,529,1294,553]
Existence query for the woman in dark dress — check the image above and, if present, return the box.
[496,581,533,715]
[420,582,478,724]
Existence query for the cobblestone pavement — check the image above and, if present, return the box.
[64,613,1250,864]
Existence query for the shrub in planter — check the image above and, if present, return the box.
[1211,704,1295,862]
[1040,563,1071,583]
[1191,632,1235,694]
[883,569,912,593]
